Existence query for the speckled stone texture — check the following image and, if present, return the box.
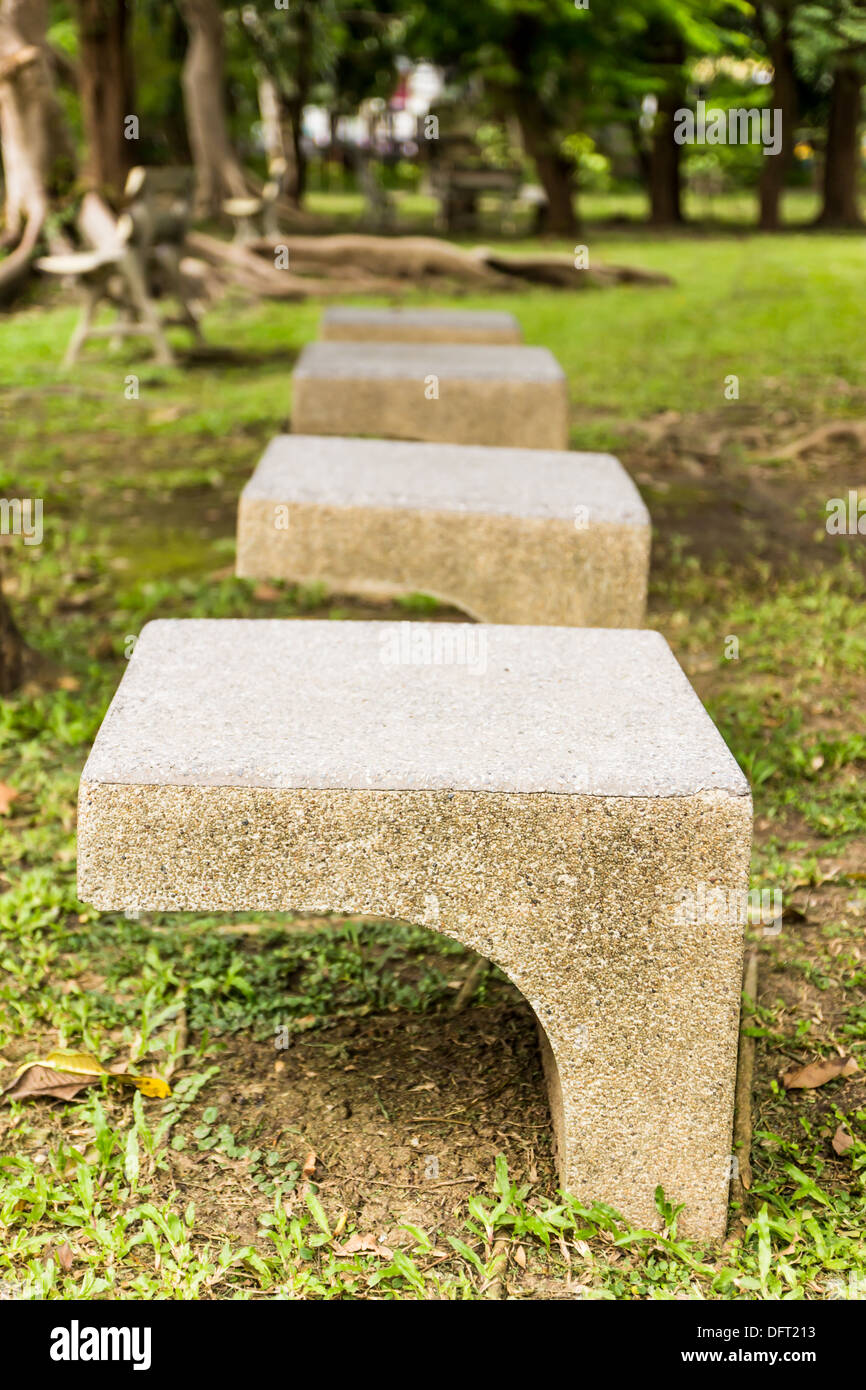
[291,342,569,449]
[78,620,752,1238]
[320,306,523,344]
[236,436,650,627]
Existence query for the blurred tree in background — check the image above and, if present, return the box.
[0,0,863,286]
[792,0,866,224]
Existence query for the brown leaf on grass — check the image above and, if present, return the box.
[253,583,282,602]
[334,1233,394,1259]
[1,1050,171,1104]
[0,783,19,816]
[832,1125,854,1156]
[1,1063,93,1103]
[782,1055,859,1090]
[298,1149,318,1200]
[55,1242,74,1273]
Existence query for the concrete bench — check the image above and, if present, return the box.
[78,619,751,1238]
[236,436,650,627]
[291,342,569,449]
[320,307,523,344]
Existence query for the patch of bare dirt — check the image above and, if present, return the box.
[618,407,866,577]
[157,994,555,1247]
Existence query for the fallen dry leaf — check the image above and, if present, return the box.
[514,1245,527,1269]
[149,406,184,426]
[832,1125,855,1156]
[301,1150,317,1181]
[0,783,19,816]
[334,1233,394,1259]
[1,1050,171,1104]
[55,1242,74,1273]
[1,1063,92,1103]
[253,583,282,602]
[782,1055,859,1090]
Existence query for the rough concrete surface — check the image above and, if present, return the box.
[291,342,569,449]
[78,620,752,1237]
[236,435,650,626]
[320,306,523,344]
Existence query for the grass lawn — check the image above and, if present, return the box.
[0,215,864,1299]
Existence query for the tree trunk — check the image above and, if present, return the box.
[513,88,578,237]
[179,0,249,215]
[0,0,72,292]
[284,95,307,206]
[74,0,134,199]
[628,112,652,191]
[258,74,284,170]
[0,560,22,696]
[282,0,313,207]
[759,18,798,230]
[649,82,685,225]
[818,63,862,227]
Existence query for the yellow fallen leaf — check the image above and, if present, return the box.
[121,1074,171,1099]
[8,1050,170,1100]
[0,783,19,815]
[39,1051,108,1078]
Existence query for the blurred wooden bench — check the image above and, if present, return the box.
[431,165,522,235]
[223,161,283,243]
[36,166,204,368]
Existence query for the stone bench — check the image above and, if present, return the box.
[78,619,751,1238]
[320,306,523,344]
[236,436,650,627]
[291,342,569,450]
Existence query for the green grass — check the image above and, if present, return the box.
[304,185,825,232]
[6,227,865,449]
[0,214,864,1299]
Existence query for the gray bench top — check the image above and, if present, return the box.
[321,307,520,333]
[82,621,748,800]
[242,436,649,527]
[293,341,565,383]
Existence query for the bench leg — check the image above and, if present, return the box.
[121,253,175,367]
[78,782,750,1237]
[110,306,132,353]
[63,285,101,369]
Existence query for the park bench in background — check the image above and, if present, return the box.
[222,178,282,243]
[431,163,523,235]
[355,153,398,234]
[35,166,203,368]
[320,306,523,344]
[236,435,650,627]
[291,341,569,449]
[77,618,752,1239]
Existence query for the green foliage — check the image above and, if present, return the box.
[793,0,866,80]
